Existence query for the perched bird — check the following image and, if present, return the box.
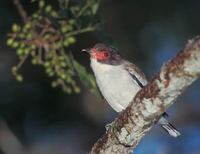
[82,43,180,137]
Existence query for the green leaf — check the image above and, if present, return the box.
[72,59,100,96]
[91,3,99,15]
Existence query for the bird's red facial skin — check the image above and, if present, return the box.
[90,48,110,60]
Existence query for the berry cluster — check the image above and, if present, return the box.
[7,0,100,94]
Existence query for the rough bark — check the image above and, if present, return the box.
[91,36,200,154]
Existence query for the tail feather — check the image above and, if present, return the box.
[158,113,181,138]
[161,123,181,137]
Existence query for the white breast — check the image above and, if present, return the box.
[91,59,142,112]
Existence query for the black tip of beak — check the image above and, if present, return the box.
[81,48,90,53]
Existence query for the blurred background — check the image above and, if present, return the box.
[0,0,200,154]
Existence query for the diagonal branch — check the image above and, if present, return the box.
[91,36,200,154]
[14,0,28,23]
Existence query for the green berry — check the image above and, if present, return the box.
[24,49,30,55]
[12,66,17,72]
[6,38,14,46]
[30,44,36,50]
[12,41,19,48]
[63,39,69,47]
[12,24,20,32]
[45,5,52,12]
[55,41,62,49]
[16,75,23,82]
[65,76,72,83]
[61,26,68,33]
[60,62,67,67]
[46,67,53,74]
[51,81,58,87]
[66,25,73,31]
[68,20,75,25]
[60,73,66,79]
[17,48,24,55]
[27,33,33,39]
[44,33,51,40]
[33,13,39,19]
[19,33,25,39]
[63,86,72,93]
[59,56,65,61]
[24,22,31,30]
[49,72,54,77]
[44,62,50,67]
[74,86,81,93]
[67,69,74,75]
[19,42,26,48]
[31,58,39,65]
[67,37,76,44]
[39,0,45,8]
[51,11,58,17]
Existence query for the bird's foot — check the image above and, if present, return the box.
[105,121,115,131]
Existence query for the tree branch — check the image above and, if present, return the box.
[91,36,200,154]
[14,0,28,23]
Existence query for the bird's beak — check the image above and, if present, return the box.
[81,48,91,53]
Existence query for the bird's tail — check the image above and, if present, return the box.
[161,122,181,137]
[158,114,181,138]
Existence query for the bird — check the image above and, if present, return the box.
[82,43,181,137]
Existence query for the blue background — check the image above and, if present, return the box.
[0,0,200,154]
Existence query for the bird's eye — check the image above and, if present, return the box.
[103,52,109,57]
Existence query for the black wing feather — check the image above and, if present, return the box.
[128,73,144,88]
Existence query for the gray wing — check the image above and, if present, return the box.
[123,60,148,88]
[124,61,180,137]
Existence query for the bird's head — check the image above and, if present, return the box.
[82,43,121,65]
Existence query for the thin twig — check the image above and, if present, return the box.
[65,26,96,37]
[14,0,28,23]
[76,1,91,17]
[16,54,29,69]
